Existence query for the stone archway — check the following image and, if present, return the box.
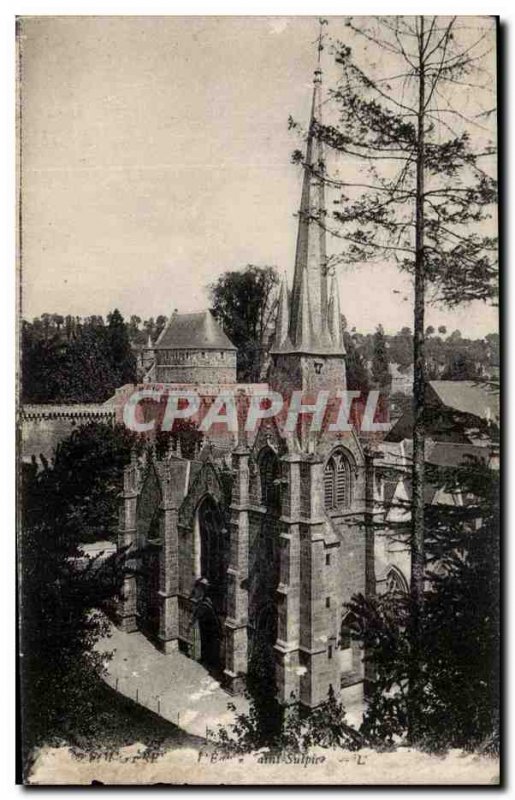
[193,599,224,672]
[190,495,228,674]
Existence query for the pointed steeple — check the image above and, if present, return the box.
[327,271,345,353]
[294,264,314,349]
[284,60,340,354]
[269,28,345,366]
[273,272,291,350]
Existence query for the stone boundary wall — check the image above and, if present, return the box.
[20,404,116,464]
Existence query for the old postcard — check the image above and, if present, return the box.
[17,15,500,785]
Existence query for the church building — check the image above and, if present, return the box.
[116,64,409,708]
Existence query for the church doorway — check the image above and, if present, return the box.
[191,495,228,674]
[196,601,223,671]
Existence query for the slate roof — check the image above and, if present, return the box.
[154,311,237,351]
[386,380,500,442]
[402,439,490,468]
[377,438,491,470]
[428,380,499,422]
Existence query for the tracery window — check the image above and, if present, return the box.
[324,449,352,511]
[385,567,408,595]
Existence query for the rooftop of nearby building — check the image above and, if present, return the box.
[428,380,499,422]
[154,310,237,351]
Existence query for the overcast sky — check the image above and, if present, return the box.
[19,15,498,336]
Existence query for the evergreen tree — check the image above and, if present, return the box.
[291,19,497,739]
[349,444,499,752]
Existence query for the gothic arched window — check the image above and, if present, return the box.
[259,448,281,513]
[385,566,408,595]
[324,449,352,511]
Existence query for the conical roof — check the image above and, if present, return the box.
[154,310,236,351]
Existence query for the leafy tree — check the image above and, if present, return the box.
[21,311,137,403]
[106,309,137,387]
[208,265,279,382]
[485,332,500,364]
[19,422,144,771]
[21,321,115,403]
[128,315,142,340]
[211,679,361,755]
[155,315,168,338]
[155,418,204,461]
[371,324,391,391]
[388,328,413,372]
[441,350,481,381]
[343,331,370,391]
[448,329,463,344]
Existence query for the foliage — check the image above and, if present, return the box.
[155,418,204,461]
[211,682,362,755]
[291,15,498,648]
[343,331,371,392]
[210,640,284,754]
[106,309,138,387]
[25,422,144,544]
[210,630,363,755]
[208,265,279,382]
[19,423,144,769]
[349,451,500,752]
[302,17,498,307]
[128,314,168,346]
[371,324,392,392]
[22,310,137,403]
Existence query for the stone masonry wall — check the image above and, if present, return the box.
[155,349,237,384]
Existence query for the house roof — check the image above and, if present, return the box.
[401,439,490,468]
[154,311,237,351]
[377,438,490,469]
[428,380,499,422]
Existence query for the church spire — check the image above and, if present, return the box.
[327,270,345,352]
[294,263,314,348]
[269,21,345,364]
[288,65,327,350]
[273,272,291,350]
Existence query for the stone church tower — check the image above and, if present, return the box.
[116,63,390,710]
[269,64,346,396]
